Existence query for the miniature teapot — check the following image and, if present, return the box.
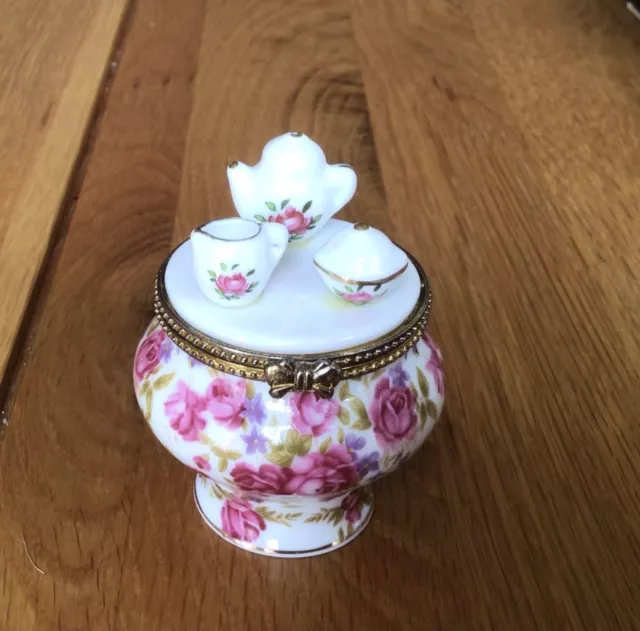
[227,132,357,243]
[190,218,288,307]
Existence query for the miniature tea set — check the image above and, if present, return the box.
[133,132,445,557]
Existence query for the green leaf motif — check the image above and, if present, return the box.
[345,285,354,293]
[215,288,224,296]
[374,284,382,292]
[210,484,224,500]
[318,436,332,454]
[347,395,369,422]
[337,406,350,426]
[310,214,321,224]
[302,200,313,213]
[144,390,153,421]
[220,262,227,272]
[247,269,255,276]
[153,372,176,390]
[254,214,267,222]
[218,457,228,473]
[338,382,350,400]
[255,507,301,527]
[417,367,430,399]
[208,270,217,279]
[351,416,372,431]
[266,444,294,467]
[231,263,239,270]
[409,382,418,400]
[285,428,312,456]
[245,380,256,399]
[337,426,345,443]
[418,401,428,429]
[266,201,277,212]
[337,527,345,543]
[280,198,290,210]
[304,507,343,525]
[427,400,438,420]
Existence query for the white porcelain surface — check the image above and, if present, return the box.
[190,218,288,307]
[314,222,408,282]
[166,220,421,353]
[227,132,357,244]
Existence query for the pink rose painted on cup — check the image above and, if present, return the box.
[193,455,211,473]
[268,207,312,236]
[341,290,374,304]
[341,490,362,524]
[206,377,246,430]
[290,392,339,437]
[284,445,358,496]
[231,462,292,495]
[134,328,166,381]
[216,272,249,296]
[220,498,266,542]
[369,377,418,447]
[164,381,207,441]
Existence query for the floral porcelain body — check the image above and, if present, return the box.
[314,223,409,305]
[133,219,445,557]
[226,132,357,244]
[190,218,288,307]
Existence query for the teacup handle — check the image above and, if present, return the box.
[263,222,289,264]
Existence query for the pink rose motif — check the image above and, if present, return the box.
[206,378,246,430]
[216,272,249,296]
[134,328,166,381]
[423,333,445,396]
[341,290,374,304]
[369,377,418,447]
[268,207,312,236]
[341,490,362,524]
[284,445,358,496]
[220,498,266,542]
[231,462,292,495]
[290,392,339,437]
[164,381,207,441]
[193,455,211,473]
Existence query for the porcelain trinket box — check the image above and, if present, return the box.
[133,135,445,558]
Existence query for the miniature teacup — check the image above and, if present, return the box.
[190,218,288,307]
[313,223,408,305]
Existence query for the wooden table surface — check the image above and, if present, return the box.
[1,1,639,629]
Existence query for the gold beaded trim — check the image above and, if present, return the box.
[153,246,431,396]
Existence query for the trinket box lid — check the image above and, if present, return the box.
[158,219,426,356]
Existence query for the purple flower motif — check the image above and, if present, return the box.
[159,337,174,362]
[244,393,266,425]
[241,428,268,455]
[389,361,410,387]
[356,452,380,477]
[345,434,366,460]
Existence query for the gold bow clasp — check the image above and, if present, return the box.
[264,360,341,399]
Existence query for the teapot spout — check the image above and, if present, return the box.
[325,164,357,216]
[227,160,255,219]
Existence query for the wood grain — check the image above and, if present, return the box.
[1,0,640,629]
[0,0,204,628]
[0,0,129,384]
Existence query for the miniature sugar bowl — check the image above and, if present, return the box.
[314,223,409,305]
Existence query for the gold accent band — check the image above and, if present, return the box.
[153,242,431,394]
[312,258,409,287]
